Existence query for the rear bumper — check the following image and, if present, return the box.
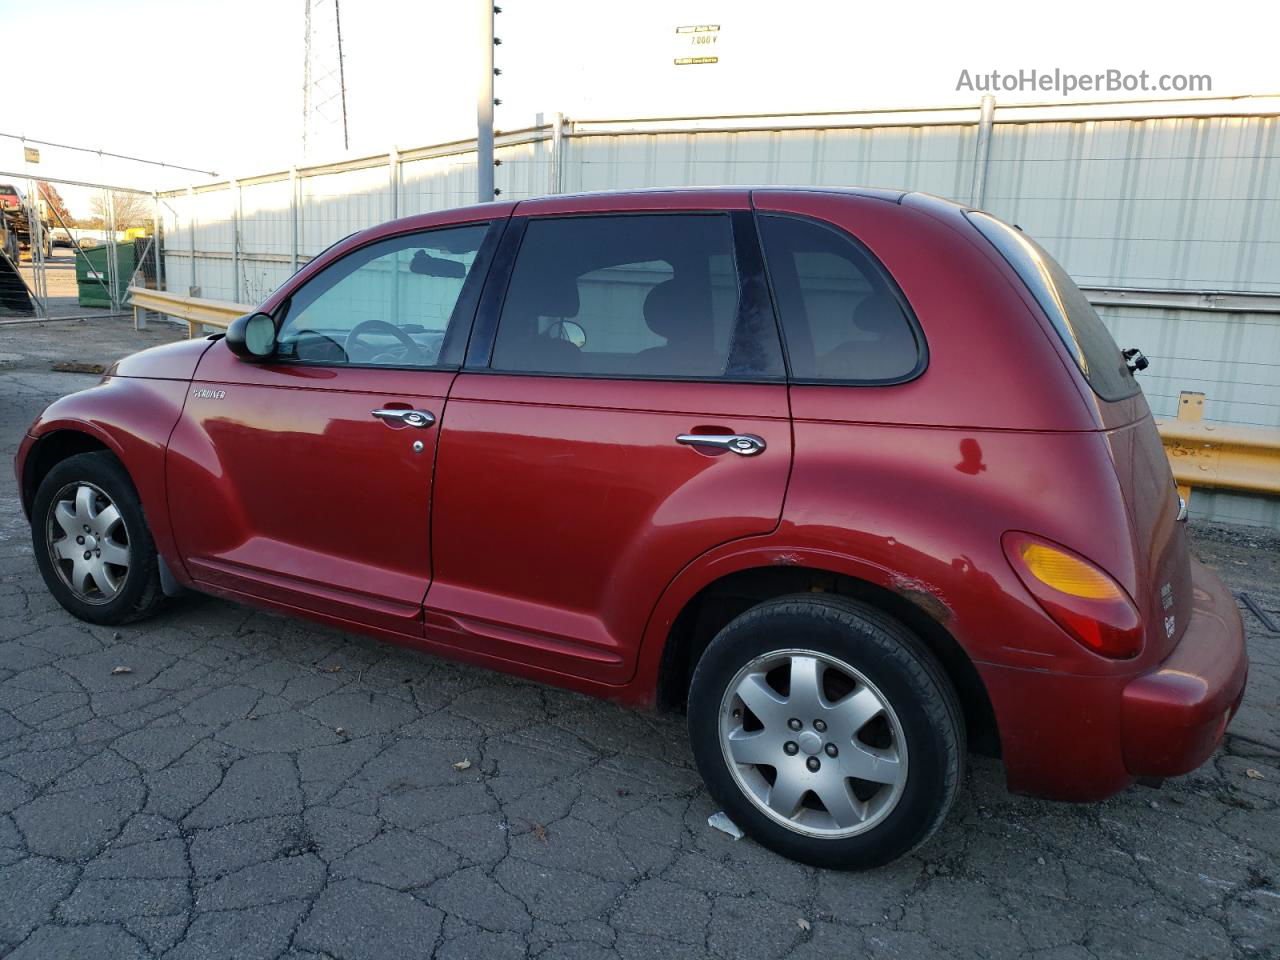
[1120,557,1248,778]
[979,556,1247,802]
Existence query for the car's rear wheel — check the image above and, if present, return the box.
[688,594,964,869]
[31,451,164,625]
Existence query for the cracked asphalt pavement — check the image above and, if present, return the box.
[1,315,1279,960]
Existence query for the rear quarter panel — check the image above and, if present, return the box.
[751,191,1098,432]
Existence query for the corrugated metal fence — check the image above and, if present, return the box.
[156,95,1280,526]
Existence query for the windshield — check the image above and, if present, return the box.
[967,211,1138,402]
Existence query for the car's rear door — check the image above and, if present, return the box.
[426,193,793,683]
[166,217,503,635]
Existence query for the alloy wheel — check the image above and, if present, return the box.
[45,481,131,604]
[718,648,908,838]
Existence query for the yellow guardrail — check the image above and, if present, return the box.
[127,287,251,338]
[1157,391,1280,502]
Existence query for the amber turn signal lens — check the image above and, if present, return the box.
[1019,543,1123,601]
[1002,532,1144,659]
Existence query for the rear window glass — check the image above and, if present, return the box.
[490,214,774,379]
[966,212,1138,402]
[758,215,923,383]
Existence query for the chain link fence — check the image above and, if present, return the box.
[0,173,164,322]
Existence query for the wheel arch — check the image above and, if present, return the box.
[654,562,1000,757]
[20,426,120,516]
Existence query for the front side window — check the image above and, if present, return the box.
[759,215,923,383]
[490,214,752,379]
[276,223,490,367]
[966,211,1138,402]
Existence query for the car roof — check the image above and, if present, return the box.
[321,187,920,259]
[517,185,907,204]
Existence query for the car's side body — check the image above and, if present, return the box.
[16,187,1247,808]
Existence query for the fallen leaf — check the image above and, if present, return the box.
[111,666,132,675]
[528,822,548,844]
[322,665,342,673]
[1246,768,1265,780]
[796,918,811,932]
[452,759,472,771]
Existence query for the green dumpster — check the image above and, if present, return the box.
[76,240,136,308]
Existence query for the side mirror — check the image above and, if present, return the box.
[225,312,277,361]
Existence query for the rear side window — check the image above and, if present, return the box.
[966,212,1138,402]
[758,215,923,383]
[491,214,772,379]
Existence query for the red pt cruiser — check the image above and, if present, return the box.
[15,188,1248,868]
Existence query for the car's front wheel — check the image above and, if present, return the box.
[31,451,165,625]
[688,594,964,869]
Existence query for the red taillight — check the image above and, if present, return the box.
[1002,532,1144,659]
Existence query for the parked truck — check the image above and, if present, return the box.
[0,183,52,261]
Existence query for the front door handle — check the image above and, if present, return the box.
[372,408,436,428]
[675,433,766,456]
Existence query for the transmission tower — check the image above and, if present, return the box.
[301,0,350,160]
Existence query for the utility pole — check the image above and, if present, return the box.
[477,0,497,202]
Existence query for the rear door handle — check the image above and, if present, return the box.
[675,433,766,456]
[372,408,436,428]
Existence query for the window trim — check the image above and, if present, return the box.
[266,219,504,373]
[464,210,788,385]
[964,210,1139,403]
[754,211,929,388]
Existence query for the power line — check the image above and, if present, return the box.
[0,132,218,178]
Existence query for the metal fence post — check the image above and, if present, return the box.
[389,148,399,219]
[152,192,162,289]
[106,190,119,313]
[187,185,198,296]
[231,178,241,303]
[136,192,157,330]
[26,180,47,318]
[290,166,300,273]
[970,94,996,209]
[549,112,564,196]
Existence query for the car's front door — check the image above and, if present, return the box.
[426,198,794,683]
[166,219,501,634]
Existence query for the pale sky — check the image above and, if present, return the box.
[3,0,1277,210]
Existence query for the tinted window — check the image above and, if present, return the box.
[759,215,922,383]
[277,223,489,367]
[491,214,749,378]
[966,212,1138,401]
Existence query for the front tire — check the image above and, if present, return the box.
[688,594,964,869]
[31,451,164,626]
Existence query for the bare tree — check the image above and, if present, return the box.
[89,192,152,231]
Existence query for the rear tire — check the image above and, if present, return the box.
[31,451,165,626]
[688,594,965,869]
